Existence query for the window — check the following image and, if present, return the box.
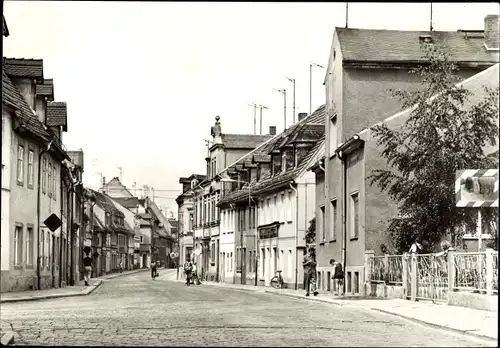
[28,150,34,187]
[211,242,215,261]
[273,195,277,222]
[52,165,56,199]
[331,199,337,241]
[46,231,50,268]
[41,230,45,268]
[329,117,337,157]
[320,206,326,242]
[242,208,246,231]
[56,237,60,265]
[350,192,359,239]
[236,248,241,272]
[17,145,24,183]
[26,227,33,265]
[287,191,293,221]
[140,235,144,243]
[48,163,52,197]
[42,157,47,193]
[230,252,233,272]
[280,193,285,221]
[14,225,23,266]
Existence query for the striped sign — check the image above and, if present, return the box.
[455,169,498,207]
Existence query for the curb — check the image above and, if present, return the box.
[97,268,150,281]
[1,331,14,346]
[371,308,497,342]
[0,280,103,304]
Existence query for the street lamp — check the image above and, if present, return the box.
[273,88,287,131]
[220,177,253,286]
[285,77,296,124]
[309,62,325,114]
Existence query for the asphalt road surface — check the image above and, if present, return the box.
[0,269,494,347]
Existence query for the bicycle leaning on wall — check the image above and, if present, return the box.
[270,270,284,289]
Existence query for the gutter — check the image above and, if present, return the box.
[37,140,52,290]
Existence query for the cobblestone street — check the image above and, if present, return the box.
[0,270,495,347]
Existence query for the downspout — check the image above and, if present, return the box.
[289,182,299,290]
[59,169,64,288]
[341,153,347,295]
[255,199,259,287]
[37,140,52,291]
[230,203,236,284]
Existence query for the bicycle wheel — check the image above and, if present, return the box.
[270,276,281,289]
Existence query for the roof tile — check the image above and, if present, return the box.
[46,101,67,130]
[3,58,43,78]
[336,28,499,63]
[221,134,274,149]
[2,70,50,141]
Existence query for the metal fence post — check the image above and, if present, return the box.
[383,254,389,283]
[410,252,417,301]
[402,253,408,300]
[447,250,455,305]
[364,250,375,296]
[486,248,493,295]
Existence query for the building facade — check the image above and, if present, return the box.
[217,108,325,288]
[191,116,274,281]
[0,53,84,292]
[312,15,500,295]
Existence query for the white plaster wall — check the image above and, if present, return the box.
[1,110,12,271]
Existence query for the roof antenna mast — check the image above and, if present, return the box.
[345,2,349,28]
[430,3,434,31]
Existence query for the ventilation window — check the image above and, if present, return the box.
[419,35,433,44]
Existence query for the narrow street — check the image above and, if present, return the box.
[0,270,494,347]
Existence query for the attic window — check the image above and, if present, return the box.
[419,35,433,44]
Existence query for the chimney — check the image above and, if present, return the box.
[269,126,277,135]
[484,14,499,50]
[102,176,106,188]
[298,113,308,121]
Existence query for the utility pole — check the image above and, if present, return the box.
[430,3,434,31]
[286,77,296,124]
[345,2,349,28]
[258,105,268,135]
[248,103,258,135]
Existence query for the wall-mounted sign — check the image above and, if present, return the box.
[258,224,279,240]
[456,169,498,207]
[44,213,62,232]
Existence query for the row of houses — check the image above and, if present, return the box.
[85,177,178,278]
[1,17,176,293]
[1,17,86,292]
[176,14,499,293]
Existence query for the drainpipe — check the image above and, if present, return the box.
[59,169,64,288]
[69,183,76,286]
[229,203,236,284]
[289,181,299,290]
[37,140,53,291]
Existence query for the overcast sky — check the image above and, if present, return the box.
[3,1,499,215]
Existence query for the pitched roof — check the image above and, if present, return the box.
[3,58,44,78]
[218,105,326,205]
[3,16,9,37]
[336,28,500,64]
[36,79,54,100]
[46,101,67,131]
[93,190,125,218]
[220,133,274,149]
[113,197,139,209]
[2,70,50,141]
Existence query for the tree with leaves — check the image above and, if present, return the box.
[368,43,499,254]
[306,217,316,246]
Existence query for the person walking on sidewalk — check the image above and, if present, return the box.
[119,260,123,273]
[184,259,193,285]
[303,248,318,297]
[330,259,344,295]
[83,254,93,286]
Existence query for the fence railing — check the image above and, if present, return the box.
[367,248,498,303]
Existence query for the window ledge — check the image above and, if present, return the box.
[319,242,325,245]
[16,180,24,187]
[13,265,22,270]
[329,240,337,243]
[28,184,34,190]
[350,237,359,241]
[26,265,33,269]
[287,221,293,224]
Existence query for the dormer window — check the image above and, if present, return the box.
[419,35,433,44]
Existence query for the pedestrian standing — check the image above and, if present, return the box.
[330,259,344,295]
[83,254,93,286]
[184,259,193,285]
[119,260,123,273]
[151,260,158,280]
[303,248,318,297]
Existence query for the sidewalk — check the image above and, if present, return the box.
[0,267,150,304]
[171,276,498,342]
